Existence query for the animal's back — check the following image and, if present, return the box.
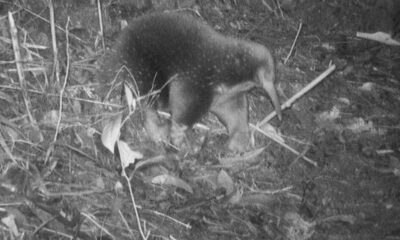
[118,13,221,86]
[98,12,270,96]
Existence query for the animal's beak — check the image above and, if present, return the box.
[258,69,282,121]
[263,80,282,121]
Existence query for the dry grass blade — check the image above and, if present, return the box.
[48,0,59,84]
[284,22,303,64]
[53,17,71,142]
[7,11,35,125]
[0,127,17,164]
[81,212,116,239]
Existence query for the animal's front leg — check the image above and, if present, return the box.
[211,91,250,152]
[144,108,170,144]
[168,79,209,153]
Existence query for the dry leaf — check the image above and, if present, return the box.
[315,106,342,131]
[25,124,43,144]
[337,97,350,105]
[217,170,234,195]
[42,110,60,126]
[318,106,340,121]
[359,82,374,91]
[236,194,274,208]
[284,212,315,240]
[95,176,105,189]
[228,187,243,204]
[356,31,400,46]
[101,113,122,153]
[133,155,167,172]
[117,140,143,170]
[152,174,193,194]
[191,172,219,190]
[1,214,20,237]
[114,181,124,194]
[124,84,136,112]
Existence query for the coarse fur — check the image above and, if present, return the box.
[98,12,281,152]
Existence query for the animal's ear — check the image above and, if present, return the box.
[257,68,282,120]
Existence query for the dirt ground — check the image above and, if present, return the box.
[1,0,400,239]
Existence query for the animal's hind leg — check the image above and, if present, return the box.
[168,78,211,152]
[144,107,169,143]
[210,92,250,152]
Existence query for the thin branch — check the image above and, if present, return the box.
[53,17,71,142]
[145,209,191,229]
[123,169,150,240]
[284,21,303,64]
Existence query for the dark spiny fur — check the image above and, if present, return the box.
[98,12,281,152]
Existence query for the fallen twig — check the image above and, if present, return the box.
[123,169,151,240]
[284,22,303,64]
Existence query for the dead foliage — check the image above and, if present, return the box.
[1,0,400,239]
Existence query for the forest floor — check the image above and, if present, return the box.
[0,1,400,239]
